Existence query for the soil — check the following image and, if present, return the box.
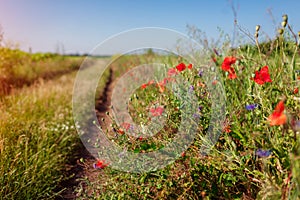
[58,67,115,199]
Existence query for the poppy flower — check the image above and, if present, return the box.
[227,67,237,79]
[212,80,218,85]
[93,159,109,169]
[176,63,186,72]
[187,63,193,69]
[121,122,131,131]
[156,81,165,93]
[117,129,125,134]
[150,106,164,117]
[294,87,299,94]
[252,66,272,85]
[267,100,287,126]
[211,56,217,63]
[256,149,272,158]
[223,125,231,133]
[148,80,155,85]
[168,68,178,76]
[141,83,148,89]
[221,56,236,71]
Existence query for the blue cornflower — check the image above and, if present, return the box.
[198,106,203,111]
[256,149,272,158]
[189,85,194,92]
[245,104,258,111]
[193,113,200,119]
[198,70,203,77]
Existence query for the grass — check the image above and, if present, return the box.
[1,13,300,200]
[75,15,300,200]
[0,71,79,199]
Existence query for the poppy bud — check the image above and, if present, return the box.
[278,28,284,35]
[281,21,287,28]
[254,32,259,38]
[282,14,288,23]
[255,25,260,32]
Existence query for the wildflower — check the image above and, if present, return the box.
[148,80,155,85]
[168,68,178,76]
[176,63,186,72]
[150,106,164,117]
[193,113,200,119]
[187,63,193,69]
[156,81,165,93]
[294,87,299,94]
[213,48,220,56]
[198,106,203,111]
[256,149,272,158]
[141,83,148,89]
[121,122,131,131]
[189,85,194,92]
[228,67,237,79]
[245,104,258,111]
[221,56,236,71]
[267,100,287,126]
[252,66,272,85]
[211,56,217,63]
[223,125,231,133]
[117,129,125,134]
[93,159,109,169]
[212,79,218,85]
[198,70,203,77]
[197,81,205,88]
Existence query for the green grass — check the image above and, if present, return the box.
[1,13,300,200]
[74,16,300,200]
[0,72,78,199]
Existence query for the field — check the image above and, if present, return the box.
[1,15,300,200]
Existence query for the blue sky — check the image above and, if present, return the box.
[0,0,299,54]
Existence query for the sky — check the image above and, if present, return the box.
[0,0,300,55]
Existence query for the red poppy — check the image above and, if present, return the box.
[156,80,165,93]
[221,56,236,71]
[228,67,237,79]
[117,129,125,134]
[121,122,131,131]
[253,66,272,85]
[187,63,193,69]
[268,100,287,126]
[211,57,217,63]
[176,63,186,72]
[168,68,178,76]
[147,80,153,85]
[141,83,148,89]
[93,159,109,169]
[212,80,218,85]
[223,125,231,133]
[294,87,298,94]
[150,106,164,116]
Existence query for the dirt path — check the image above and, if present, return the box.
[59,67,116,199]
